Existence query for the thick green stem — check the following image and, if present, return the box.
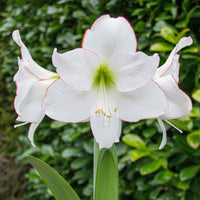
[93,140,100,199]
[93,140,119,200]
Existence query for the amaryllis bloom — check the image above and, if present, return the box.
[154,37,193,149]
[13,30,59,146]
[43,15,168,149]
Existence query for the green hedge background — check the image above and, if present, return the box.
[0,0,200,200]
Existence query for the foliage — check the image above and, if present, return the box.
[0,0,199,200]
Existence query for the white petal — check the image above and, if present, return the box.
[114,120,122,143]
[155,37,193,80]
[90,114,120,149]
[52,48,101,91]
[12,30,57,79]
[109,52,159,92]
[14,79,35,115]
[28,116,44,147]
[16,80,50,123]
[155,75,192,120]
[43,79,95,122]
[82,15,137,63]
[157,118,167,149]
[113,80,168,122]
[14,58,36,82]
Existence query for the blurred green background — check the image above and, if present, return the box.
[0,0,200,199]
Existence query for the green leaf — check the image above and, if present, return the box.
[188,107,200,117]
[152,170,173,185]
[130,149,150,162]
[160,27,177,44]
[95,146,118,200]
[182,46,199,53]
[62,147,82,158]
[70,157,91,170]
[149,187,163,199]
[27,156,81,200]
[122,134,146,149]
[176,28,190,41]
[192,89,200,103]
[72,10,87,19]
[180,165,200,181]
[139,160,162,175]
[150,42,173,52]
[50,121,66,129]
[172,179,190,190]
[168,119,193,132]
[187,129,200,149]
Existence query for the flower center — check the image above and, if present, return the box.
[92,63,115,89]
[93,64,117,126]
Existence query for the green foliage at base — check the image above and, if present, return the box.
[0,0,200,200]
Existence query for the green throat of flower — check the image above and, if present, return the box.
[93,64,115,89]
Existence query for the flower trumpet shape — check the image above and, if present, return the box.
[13,30,59,146]
[154,37,193,149]
[43,15,168,149]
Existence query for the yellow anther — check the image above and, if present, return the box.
[107,115,112,118]
[102,111,106,116]
[95,109,101,114]
[114,107,118,112]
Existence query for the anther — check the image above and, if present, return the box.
[107,115,112,118]
[114,107,118,112]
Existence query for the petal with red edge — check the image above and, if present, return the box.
[155,75,192,120]
[90,113,120,149]
[82,15,137,62]
[52,48,101,91]
[157,118,167,149]
[14,80,36,115]
[109,52,159,92]
[16,80,50,123]
[12,30,57,79]
[155,37,193,79]
[28,116,44,147]
[43,79,95,123]
[113,80,168,122]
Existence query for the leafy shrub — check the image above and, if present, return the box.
[0,0,199,199]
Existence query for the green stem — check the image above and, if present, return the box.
[93,140,100,199]
[93,140,119,200]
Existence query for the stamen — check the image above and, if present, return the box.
[165,120,183,134]
[14,122,28,128]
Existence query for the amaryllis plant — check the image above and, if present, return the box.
[13,15,192,200]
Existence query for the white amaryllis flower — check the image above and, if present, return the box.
[154,37,193,149]
[43,15,168,149]
[13,30,59,146]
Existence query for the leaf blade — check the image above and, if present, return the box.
[27,155,81,200]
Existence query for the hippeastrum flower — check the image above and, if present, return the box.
[13,30,59,146]
[153,37,193,149]
[43,15,168,149]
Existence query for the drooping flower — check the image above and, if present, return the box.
[43,15,168,149]
[13,30,59,146]
[153,37,193,149]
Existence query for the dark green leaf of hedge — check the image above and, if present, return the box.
[180,165,200,181]
[139,160,162,175]
[122,134,146,149]
[152,170,173,185]
[187,129,200,149]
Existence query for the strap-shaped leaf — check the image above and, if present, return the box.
[27,155,81,200]
[95,145,119,200]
